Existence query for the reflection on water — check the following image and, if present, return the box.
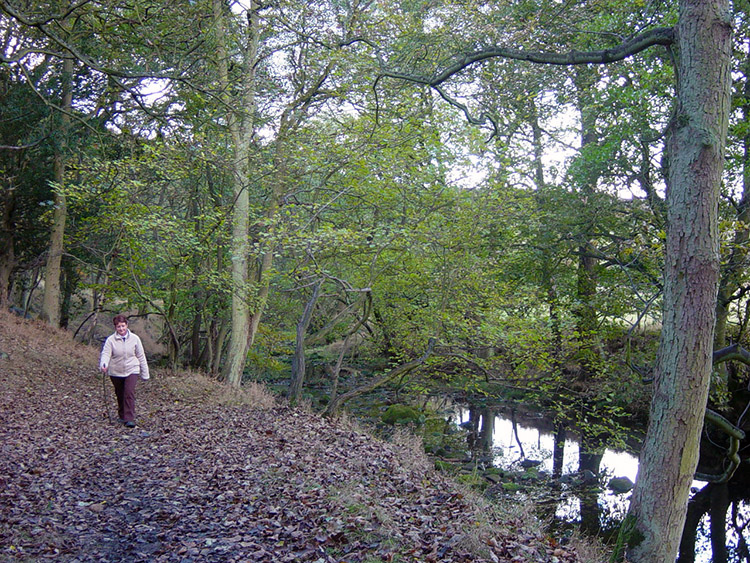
[454,406,739,562]
[456,407,636,528]
[489,413,640,479]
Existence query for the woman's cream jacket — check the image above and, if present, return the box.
[100,330,150,379]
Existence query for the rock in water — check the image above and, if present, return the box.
[608,476,634,494]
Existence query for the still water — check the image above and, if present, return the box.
[454,407,743,562]
[456,407,640,523]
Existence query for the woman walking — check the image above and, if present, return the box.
[99,314,150,428]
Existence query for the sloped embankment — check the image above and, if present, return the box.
[0,311,582,562]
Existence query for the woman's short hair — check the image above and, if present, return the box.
[112,314,128,326]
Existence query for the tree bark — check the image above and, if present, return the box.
[578,436,603,535]
[41,53,73,327]
[571,66,602,383]
[215,0,259,387]
[625,1,732,560]
[677,483,713,563]
[289,279,323,404]
[714,55,750,358]
[710,483,729,563]
[552,423,566,479]
[478,407,495,454]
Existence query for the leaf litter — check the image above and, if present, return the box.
[0,312,582,562]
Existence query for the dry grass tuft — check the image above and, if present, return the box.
[150,369,277,410]
[568,533,611,563]
[0,310,96,371]
[217,380,277,409]
[388,427,430,473]
[453,483,536,553]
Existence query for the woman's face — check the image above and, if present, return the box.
[115,322,129,337]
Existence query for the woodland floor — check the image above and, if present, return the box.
[0,311,591,563]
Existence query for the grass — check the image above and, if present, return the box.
[150,368,277,409]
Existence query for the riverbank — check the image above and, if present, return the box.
[0,311,606,562]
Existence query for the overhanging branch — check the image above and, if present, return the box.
[374,26,674,137]
[379,26,675,88]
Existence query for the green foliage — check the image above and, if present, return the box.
[456,473,487,489]
[434,459,456,472]
[610,513,644,563]
[501,482,523,492]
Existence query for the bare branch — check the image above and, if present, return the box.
[713,343,750,366]
[0,0,94,26]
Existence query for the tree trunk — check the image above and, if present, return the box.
[677,484,713,563]
[552,423,566,479]
[190,303,202,367]
[718,63,750,327]
[478,407,495,454]
[166,279,177,368]
[326,291,371,405]
[246,102,306,349]
[289,279,323,404]
[215,0,259,387]
[530,97,565,392]
[625,1,732,561]
[327,333,352,407]
[213,320,230,378]
[578,437,603,535]
[41,53,73,327]
[710,483,729,563]
[245,133,289,350]
[79,268,107,345]
[60,256,77,329]
[0,187,16,308]
[247,244,274,349]
[571,66,602,383]
[714,57,750,384]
